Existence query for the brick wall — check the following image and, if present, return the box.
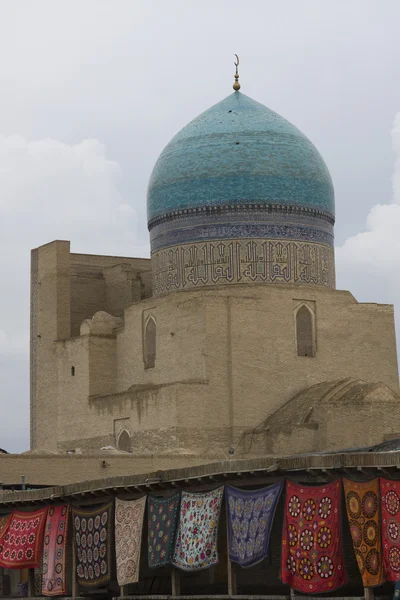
[31,241,399,458]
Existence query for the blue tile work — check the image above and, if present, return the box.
[147,92,335,224]
[150,207,334,253]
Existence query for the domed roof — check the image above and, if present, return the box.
[147,92,334,224]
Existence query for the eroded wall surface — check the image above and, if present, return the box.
[53,283,399,456]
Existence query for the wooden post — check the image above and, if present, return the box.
[120,585,126,597]
[226,515,236,596]
[290,588,296,600]
[27,569,35,598]
[227,557,236,596]
[365,587,375,600]
[71,536,78,598]
[171,568,180,596]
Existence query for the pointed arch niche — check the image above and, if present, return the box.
[117,429,132,452]
[295,303,316,358]
[143,315,156,369]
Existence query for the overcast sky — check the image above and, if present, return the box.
[0,0,399,453]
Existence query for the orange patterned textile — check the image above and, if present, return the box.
[343,478,385,587]
[0,515,12,537]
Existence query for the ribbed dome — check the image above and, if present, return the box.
[147,92,334,224]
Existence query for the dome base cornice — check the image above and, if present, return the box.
[147,202,335,231]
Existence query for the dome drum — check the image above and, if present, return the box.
[150,212,335,296]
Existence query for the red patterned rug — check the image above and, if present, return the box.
[380,478,400,581]
[0,508,48,569]
[281,480,346,593]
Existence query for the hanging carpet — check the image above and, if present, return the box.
[380,478,400,581]
[41,505,69,596]
[0,514,11,537]
[0,508,48,569]
[281,480,346,593]
[172,487,223,571]
[72,502,113,588]
[115,497,146,586]
[148,493,180,568]
[343,478,385,587]
[226,481,283,567]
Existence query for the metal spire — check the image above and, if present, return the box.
[233,54,240,91]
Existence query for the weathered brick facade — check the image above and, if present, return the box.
[28,240,399,474]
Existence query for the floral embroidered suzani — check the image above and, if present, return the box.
[72,502,113,588]
[115,497,146,586]
[281,480,346,593]
[173,487,223,571]
[343,478,385,587]
[226,481,283,567]
[42,505,69,596]
[148,493,180,568]
[0,508,48,569]
[380,478,400,581]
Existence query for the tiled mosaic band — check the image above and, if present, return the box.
[152,239,335,296]
[149,206,334,254]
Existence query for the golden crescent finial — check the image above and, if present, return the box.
[233,54,240,91]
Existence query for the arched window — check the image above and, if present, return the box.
[117,430,131,452]
[144,316,156,369]
[296,305,315,357]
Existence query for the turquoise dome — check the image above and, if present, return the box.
[147,92,334,224]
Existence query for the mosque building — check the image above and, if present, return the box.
[28,62,400,476]
[0,63,396,600]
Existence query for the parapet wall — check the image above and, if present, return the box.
[0,453,209,487]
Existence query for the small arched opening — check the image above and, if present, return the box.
[144,316,156,369]
[117,430,132,453]
[296,305,315,357]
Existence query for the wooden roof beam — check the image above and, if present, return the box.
[377,466,393,477]
[306,469,319,477]
[357,466,369,475]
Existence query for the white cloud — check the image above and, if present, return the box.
[0,135,148,451]
[0,136,140,245]
[336,113,400,353]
